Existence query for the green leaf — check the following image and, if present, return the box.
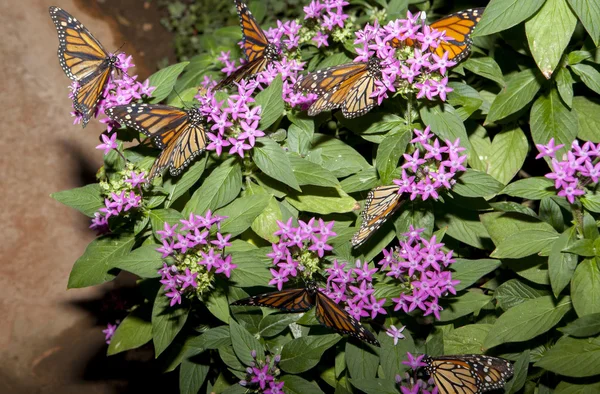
[505,350,530,394]
[107,307,152,355]
[567,0,600,45]
[526,0,577,78]
[486,69,543,124]
[312,134,370,177]
[571,258,600,317]
[215,194,271,237]
[286,186,358,215]
[68,234,135,288]
[571,63,600,95]
[378,328,415,379]
[287,124,314,156]
[582,192,600,212]
[556,66,575,107]
[491,229,559,259]
[251,194,282,243]
[258,313,301,337]
[452,259,502,291]
[148,62,189,103]
[573,97,600,142]
[152,287,190,357]
[51,183,103,217]
[435,206,492,250]
[444,324,492,354]
[564,239,596,256]
[447,82,484,120]
[179,360,209,394]
[348,378,399,394]
[287,153,340,188]
[345,342,378,380]
[230,319,265,366]
[463,57,505,86]
[555,381,600,394]
[501,177,556,200]
[340,168,379,194]
[185,326,231,357]
[419,104,470,153]
[206,290,230,324]
[530,89,578,158]
[549,228,579,297]
[149,208,183,240]
[228,248,272,287]
[162,156,207,208]
[438,291,493,322]
[487,126,529,185]
[110,244,163,278]
[255,75,284,129]
[494,279,550,310]
[473,0,546,36]
[453,170,505,198]
[279,335,340,374]
[376,129,411,184]
[183,158,242,216]
[484,295,572,349]
[560,313,600,337]
[535,336,600,377]
[279,375,325,394]
[253,137,301,192]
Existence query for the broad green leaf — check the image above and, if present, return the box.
[503,256,550,285]
[444,324,491,354]
[571,258,600,317]
[287,124,314,156]
[484,295,572,348]
[183,158,242,216]
[567,0,600,45]
[556,66,575,107]
[582,192,600,212]
[312,134,370,177]
[279,334,340,373]
[530,89,578,158]
[505,350,530,394]
[559,313,600,337]
[251,194,282,243]
[540,197,565,232]
[378,328,415,379]
[152,287,190,357]
[535,336,600,377]
[162,156,207,207]
[571,63,600,95]
[255,75,284,129]
[258,313,301,337]
[185,326,231,357]
[51,183,103,217]
[110,244,163,278]
[501,177,556,200]
[376,129,411,184]
[339,113,404,135]
[345,342,379,380]
[219,345,245,373]
[447,82,484,120]
[420,104,470,153]
[463,57,505,86]
[491,229,559,259]
[487,126,529,185]
[480,211,556,246]
[68,234,135,288]
[286,186,358,215]
[179,360,209,394]
[435,206,492,250]
[149,208,183,240]
[486,69,543,124]
[494,279,550,310]
[287,153,340,188]
[549,228,578,297]
[279,375,325,394]
[438,291,493,322]
[253,137,301,192]
[555,381,600,394]
[526,0,577,78]
[215,194,270,237]
[453,170,505,198]
[564,239,596,256]
[230,319,264,366]
[107,307,152,355]
[206,290,230,323]
[452,258,502,291]
[228,248,272,287]
[387,0,409,21]
[473,0,546,36]
[348,378,399,394]
[340,168,379,193]
[148,62,189,103]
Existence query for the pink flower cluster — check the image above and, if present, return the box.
[398,353,439,394]
[156,210,235,307]
[354,11,456,104]
[536,138,600,203]
[393,127,467,201]
[239,350,284,394]
[303,0,350,47]
[90,170,148,234]
[379,226,459,320]
[196,79,265,158]
[267,218,337,290]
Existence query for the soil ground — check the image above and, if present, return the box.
[0,0,177,392]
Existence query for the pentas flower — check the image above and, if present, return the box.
[239,350,284,394]
[156,210,234,307]
[89,163,147,235]
[397,352,439,394]
[536,138,600,204]
[352,11,457,105]
[379,226,459,320]
[68,52,155,127]
[303,0,352,47]
[102,321,119,344]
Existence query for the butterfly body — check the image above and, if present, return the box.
[231,281,380,346]
[424,354,514,394]
[50,6,118,127]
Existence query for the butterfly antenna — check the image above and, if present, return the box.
[172,88,189,109]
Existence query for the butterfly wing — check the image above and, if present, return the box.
[342,71,379,118]
[314,291,380,346]
[214,57,269,90]
[235,0,269,62]
[295,62,368,95]
[72,66,112,125]
[231,288,315,312]
[352,185,404,247]
[430,8,484,62]
[152,123,207,178]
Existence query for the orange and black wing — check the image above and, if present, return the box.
[352,185,404,247]
[430,8,484,62]
[214,57,269,90]
[424,355,513,394]
[231,288,315,312]
[314,291,380,346]
[342,71,380,118]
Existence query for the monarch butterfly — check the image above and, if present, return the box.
[294,57,383,118]
[423,354,514,394]
[351,185,405,247]
[50,6,119,127]
[395,8,485,63]
[214,0,279,90]
[231,281,380,346]
[105,103,207,180]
